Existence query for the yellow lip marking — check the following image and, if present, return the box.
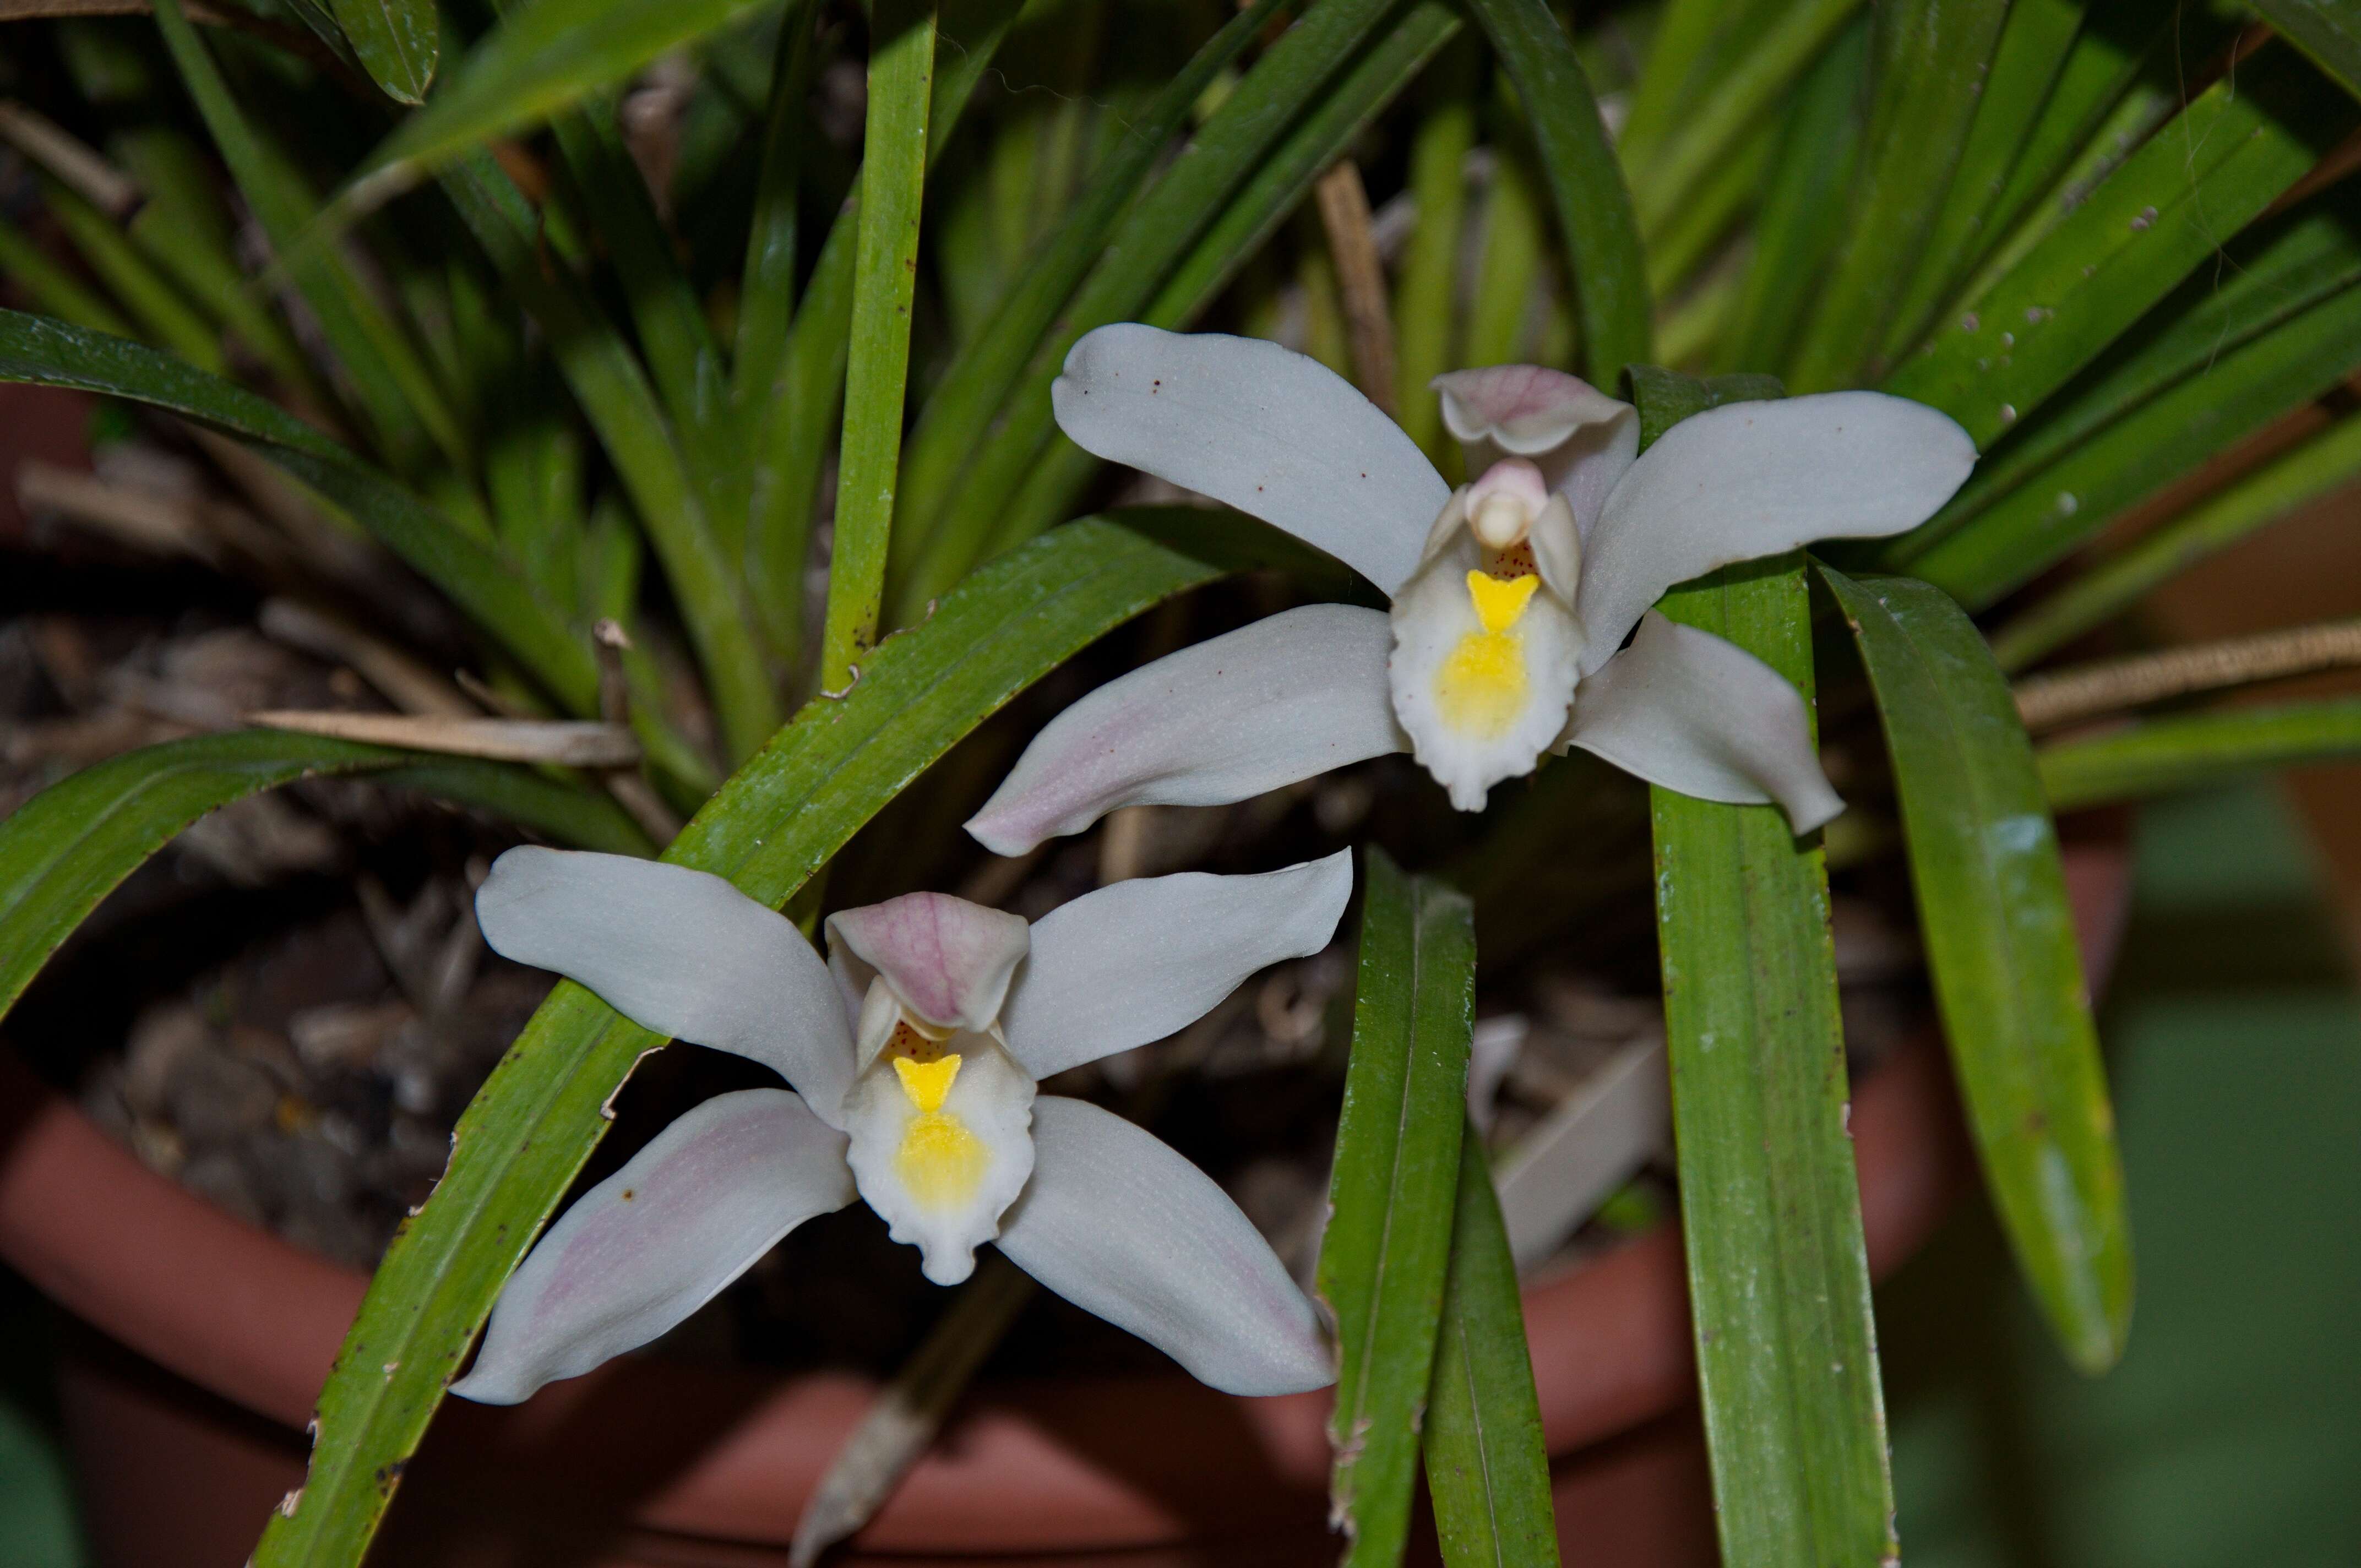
[892,1054,985,1209]
[1437,572,1541,738]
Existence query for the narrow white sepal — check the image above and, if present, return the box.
[1388,544,1583,812]
[474,848,856,1124]
[451,1088,854,1404]
[1001,852,1354,1080]
[1565,611,1845,833]
[840,1035,1036,1286]
[1576,391,1976,673]
[997,1096,1332,1396]
[965,604,1402,855]
[1052,324,1448,596]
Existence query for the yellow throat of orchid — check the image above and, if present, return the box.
[1434,570,1541,738]
[890,1052,987,1210]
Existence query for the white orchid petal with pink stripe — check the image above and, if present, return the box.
[965,604,1401,857]
[453,1088,855,1404]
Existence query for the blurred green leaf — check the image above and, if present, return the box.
[0,731,649,1027]
[1992,413,2361,671]
[353,0,770,198]
[1722,18,1864,374]
[2249,0,2361,99]
[153,0,467,473]
[1819,565,2131,1372]
[39,178,224,374]
[1463,0,1651,383]
[0,214,134,336]
[248,508,1307,1568]
[1786,0,2010,388]
[1423,1128,1559,1567]
[1883,42,2357,448]
[329,0,439,104]
[1889,268,2361,607]
[890,0,1296,575]
[0,308,597,716]
[1320,847,1475,1568]
[2039,698,2361,810]
[1635,369,1894,1568]
[822,0,934,692]
[1391,41,1479,460]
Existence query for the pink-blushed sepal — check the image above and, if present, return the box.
[451,1089,854,1404]
[825,893,1030,1035]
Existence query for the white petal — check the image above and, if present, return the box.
[1000,852,1353,1080]
[824,893,1030,1035]
[1577,391,1976,673]
[452,1089,853,1404]
[841,1035,1036,1286]
[475,848,856,1123]
[996,1096,1331,1396]
[1388,547,1584,812]
[1433,364,1636,533]
[1529,493,1582,605]
[965,605,1402,856]
[1052,324,1447,596]
[1565,612,1845,833]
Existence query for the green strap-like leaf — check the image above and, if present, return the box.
[0,308,599,716]
[2039,698,2361,811]
[1460,0,1651,383]
[329,0,439,104]
[2248,0,2361,101]
[1633,369,1894,1568]
[1785,0,2010,389]
[1319,847,1475,1568]
[1883,43,2358,448]
[1819,565,2131,1372]
[247,509,1297,1567]
[0,731,649,1027]
[1423,1127,1559,1567]
[1992,413,2361,672]
[821,0,935,693]
[352,0,773,197]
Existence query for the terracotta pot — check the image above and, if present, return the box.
[0,841,2131,1566]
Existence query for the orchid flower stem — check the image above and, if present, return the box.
[788,1255,1037,1568]
[2013,618,2361,734]
[823,0,935,694]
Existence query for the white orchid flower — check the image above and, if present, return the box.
[966,325,1976,850]
[450,844,1351,1402]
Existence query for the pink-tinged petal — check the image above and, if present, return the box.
[475,848,856,1123]
[1052,324,1448,596]
[1576,392,1976,674]
[825,894,1030,1034]
[451,1089,853,1404]
[1433,365,1637,532]
[1566,612,1844,834]
[965,605,1401,856]
[1001,852,1353,1079]
[997,1096,1332,1396]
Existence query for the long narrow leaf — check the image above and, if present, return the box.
[0,309,598,715]
[2039,698,2361,810]
[247,509,1305,1568]
[1819,565,2131,1371]
[2250,0,2361,99]
[328,0,438,103]
[1883,43,2358,448]
[821,0,934,693]
[1635,370,1894,1567]
[1319,847,1475,1568]
[1461,0,1650,383]
[0,731,648,1026]
[1423,1127,1558,1567]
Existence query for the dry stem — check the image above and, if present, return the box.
[2014,619,2361,733]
